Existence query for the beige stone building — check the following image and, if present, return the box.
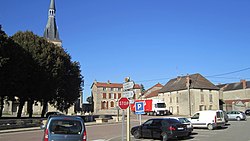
[158,73,220,116]
[218,80,250,111]
[91,80,141,115]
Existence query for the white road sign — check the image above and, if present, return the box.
[123,91,134,98]
[123,81,135,90]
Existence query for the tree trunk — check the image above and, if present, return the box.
[17,98,25,118]
[0,96,4,117]
[41,100,48,118]
[27,99,34,118]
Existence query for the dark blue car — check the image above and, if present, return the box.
[131,118,189,140]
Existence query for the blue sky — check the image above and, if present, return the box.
[1,0,250,101]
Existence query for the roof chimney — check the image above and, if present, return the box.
[241,79,247,89]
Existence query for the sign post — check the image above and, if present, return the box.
[123,77,134,141]
[118,97,130,141]
[135,101,145,125]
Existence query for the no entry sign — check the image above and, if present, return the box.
[118,97,130,109]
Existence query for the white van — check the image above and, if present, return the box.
[189,110,225,130]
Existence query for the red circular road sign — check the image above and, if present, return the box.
[118,97,130,109]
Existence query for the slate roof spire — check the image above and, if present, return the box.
[44,0,62,47]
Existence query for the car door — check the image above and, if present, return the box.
[150,119,162,139]
[141,119,153,138]
[190,113,202,127]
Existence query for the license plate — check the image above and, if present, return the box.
[178,127,184,130]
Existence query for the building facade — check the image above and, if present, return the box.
[91,80,141,115]
[158,73,220,116]
[218,80,250,111]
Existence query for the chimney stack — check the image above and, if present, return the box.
[241,79,247,89]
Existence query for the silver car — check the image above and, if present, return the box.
[226,111,246,121]
[167,117,193,135]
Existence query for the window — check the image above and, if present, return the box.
[192,113,200,119]
[201,94,204,102]
[209,94,213,102]
[110,101,114,107]
[103,87,106,91]
[170,97,172,103]
[109,93,111,99]
[176,97,179,103]
[114,93,116,99]
[209,105,212,110]
[118,88,121,91]
[103,93,106,99]
[111,88,114,91]
[118,93,121,99]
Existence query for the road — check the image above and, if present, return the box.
[0,115,250,141]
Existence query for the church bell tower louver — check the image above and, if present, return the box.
[44,0,62,47]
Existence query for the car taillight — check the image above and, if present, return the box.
[214,116,217,123]
[43,129,49,141]
[83,130,87,141]
[168,126,176,131]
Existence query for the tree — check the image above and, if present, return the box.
[140,84,145,93]
[86,95,93,104]
[11,31,83,117]
[0,28,33,117]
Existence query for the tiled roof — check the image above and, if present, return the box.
[159,73,219,93]
[142,83,163,98]
[217,81,250,91]
[92,82,141,89]
[144,89,161,98]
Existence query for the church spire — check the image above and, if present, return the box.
[44,0,62,47]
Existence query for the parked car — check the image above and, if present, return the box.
[189,110,225,130]
[227,111,246,121]
[41,115,87,141]
[45,111,64,118]
[167,117,193,135]
[131,118,189,140]
[223,111,229,123]
[245,109,250,116]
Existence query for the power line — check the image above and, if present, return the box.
[206,67,250,77]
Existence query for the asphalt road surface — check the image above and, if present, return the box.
[0,115,250,141]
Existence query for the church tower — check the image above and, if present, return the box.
[44,0,62,47]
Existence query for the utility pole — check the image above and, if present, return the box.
[186,75,192,116]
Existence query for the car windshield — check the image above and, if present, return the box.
[156,103,166,108]
[49,119,82,134]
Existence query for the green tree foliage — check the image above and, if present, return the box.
[10,31,83,117]
[0,29,33,117]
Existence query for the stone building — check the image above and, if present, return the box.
[91,80,141,115]
[218,80,250,111]
[158,73,220,116]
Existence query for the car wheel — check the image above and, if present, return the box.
[236,117,241,121]
[207,124,213,130]
[133,130,141,139]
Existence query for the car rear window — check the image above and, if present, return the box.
[49,119,82,134]
[216,112,224,118]
[166,119,180,124]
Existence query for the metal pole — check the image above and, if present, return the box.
[122,110,124,141]
[127,107,130,141]
[139,114,142,125]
